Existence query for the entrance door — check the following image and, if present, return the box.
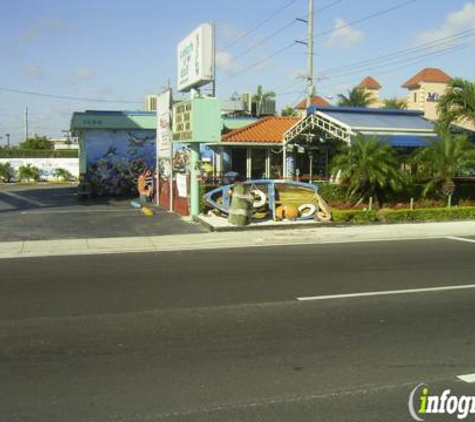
[231,148,247,178]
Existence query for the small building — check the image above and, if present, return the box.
[70,110,156,196]
[211,116,302,179]
[294,95,331,118]
[402,67,452,120]
[357,76,383,108]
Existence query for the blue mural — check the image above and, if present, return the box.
[85,129,156,196]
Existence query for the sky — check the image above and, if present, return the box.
[1,0,475,144]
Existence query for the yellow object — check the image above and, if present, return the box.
[141,207,154,217]
[275,205,299,220]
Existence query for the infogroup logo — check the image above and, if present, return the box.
[408,383,475,421]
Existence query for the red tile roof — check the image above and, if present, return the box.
[294,95,331,109]
[222,116,301,144]
[357,76,382,90]
[402,68,452,89]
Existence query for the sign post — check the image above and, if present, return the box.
[156,89,173,210]
[175,23,219,217]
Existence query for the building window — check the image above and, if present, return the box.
[413,92,417,104]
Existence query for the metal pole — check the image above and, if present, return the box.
[212,21,216,98]
[25,107,29,140]
[306,0,314,108]
[190,143,200,216]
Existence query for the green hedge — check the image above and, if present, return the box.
[0,149,78,158]
[377,207,475,222]
[332,209,377,223]
[317,182,475,204]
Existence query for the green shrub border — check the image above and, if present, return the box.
[0,149,78,158]
[332,207,475,223]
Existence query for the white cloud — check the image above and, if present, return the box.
[325,18,364,49]
[416,3,475,45]
[216,50,240,73]
[24,65,45,78]
[71,67,96,82]
[18,16,68,44]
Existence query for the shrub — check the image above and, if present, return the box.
[332,209,377,223]
[18,164,41,182]
[53,168,74,181]
[316,183,347,203]
[377,207,475,222]
[0,162,15,182]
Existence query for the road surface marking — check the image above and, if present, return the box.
[0,190,47,207]
[21,209,139,215]
[447,236,475,244]
[457,374,475,383]
[297,284,475,301]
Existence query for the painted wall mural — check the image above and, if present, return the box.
[84,129,156,196]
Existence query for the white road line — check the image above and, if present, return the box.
[457,374,475,383]
[447,236,475,244]
[0,190,47,207]
[297,284,475,301]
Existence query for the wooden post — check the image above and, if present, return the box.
[228,182,252,226]
[410,198,414,210]
[368,196,373,211]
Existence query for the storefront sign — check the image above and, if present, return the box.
[157,89,172,155]
[426,92,440,102]
[177,23,214,92]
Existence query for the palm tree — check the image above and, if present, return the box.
[438,77,475,130]
[331,136,406,206]
[383,97,407,109]
[411,133,475,198]
[337,87,375,107]
[252,85,276,116]
[281,105,298,117]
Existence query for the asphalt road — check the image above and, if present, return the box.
[0,184,203,241]
[1,238,475,421]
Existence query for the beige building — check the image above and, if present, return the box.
[402,68,451,121]
[357,76,383,108]
[144,94,157,112]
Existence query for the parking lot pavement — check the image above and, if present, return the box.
[0,184,204,241]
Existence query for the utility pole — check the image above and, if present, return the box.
[6,133,10,148]
[24,107,29,141]
[306,0,315,108]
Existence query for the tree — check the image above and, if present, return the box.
[0,162,15,182]
[281,105,298,117]
[337,87,375,107]
[438,77,475,130]
[331,136,406,206]
[18,164,41,181]
[383,97,407,109]
[252,85,276,116]
[411,133,475,198]
[19,135,52,150]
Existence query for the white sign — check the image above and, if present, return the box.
[176,173,188,198]
[177,23,214,92]
[157,89,172,155]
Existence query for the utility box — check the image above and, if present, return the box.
[172,97,221,143]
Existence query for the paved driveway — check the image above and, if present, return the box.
[0,184,204,241]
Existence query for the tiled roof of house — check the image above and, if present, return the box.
[402,68,452,89]
[357,76,382,90]
[294,95,331,109]
[222,116,301,144]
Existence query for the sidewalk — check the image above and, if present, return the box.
[1,221,475,260]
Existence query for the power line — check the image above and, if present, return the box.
[219,42,297,84]
[233,20,297,61]
[222,0,298,49]
[319,28,475,77]
[0,86,142,104]
[316,0,417,38]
